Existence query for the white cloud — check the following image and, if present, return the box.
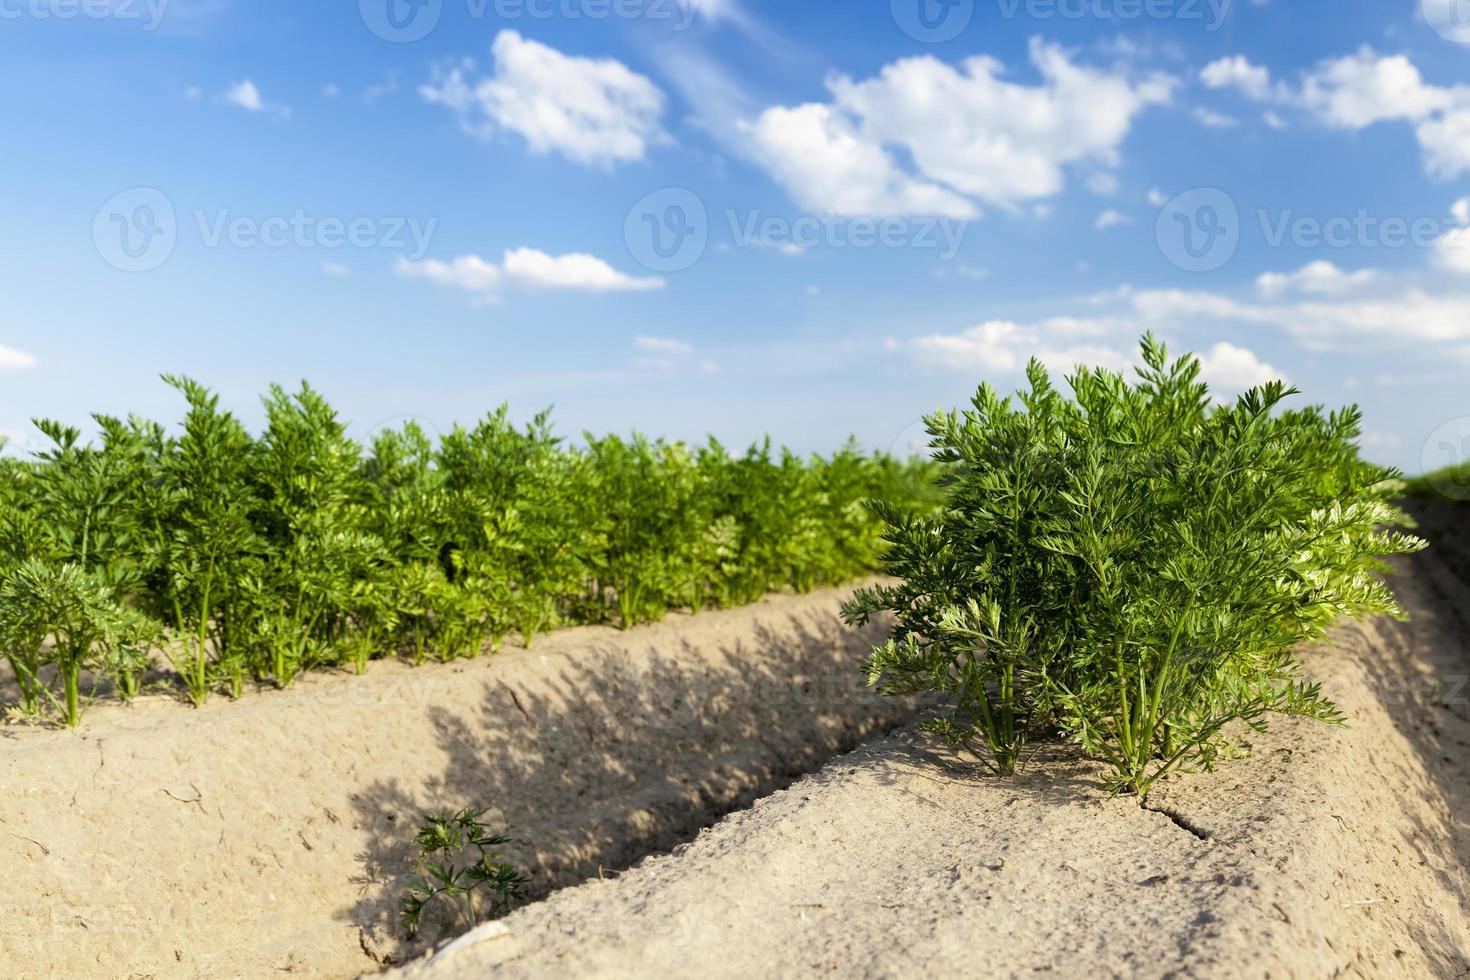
[396,254,503,293]
[1200,55,1279,101]
[1086,173,1120,196]
[1095,208,1132,230]
[223,80,265,112]
[1107,282,1470,346]
[1416,106,1470,180]
[323,261,351,277]
[742,38,1173,217]
[421,30,666,167]
[1299,49,1448,128]
[396,248,663,299]
[183,85,202,102]
[634,335,693,354]
[1147,187,1168,207]
[1254,261,1375,298]
[632,335,718,376]
[0,344,37,370]
[1195,341,1284,389]
[740,103,977,219]
[219,79,289,118]
[1192,107,1240,128]
[1262,110,1287,130]
[1433,198,1470,273]
[904,316,1281,399]
[1205,47,1470,179]
[907,318,1135,375]
[502,248,664,291]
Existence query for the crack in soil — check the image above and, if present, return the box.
[1141,800,1211,841]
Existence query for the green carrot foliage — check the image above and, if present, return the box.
[845,335,1423,795]
[400,807,528,939]
[0,380,927,724]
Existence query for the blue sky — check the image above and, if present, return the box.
[1,0,1468,474]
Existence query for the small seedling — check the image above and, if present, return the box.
[400,807,528,939]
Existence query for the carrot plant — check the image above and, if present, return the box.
[400,808,528,939]
[154,378,262,703]
[846,336,1424,795]
[0,560,148,726]
[0,376,928,725]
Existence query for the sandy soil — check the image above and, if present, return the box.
[0,585,912,979]
[382,501,1470,980]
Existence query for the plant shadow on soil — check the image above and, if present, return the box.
[339,610,915,968]
[1356,500,1470,970]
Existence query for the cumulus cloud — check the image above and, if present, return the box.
[742,38,1174,217]
[1254,261,1376,298]
[396,249,664,299]
[1202,47,1470,179]
[1199,55,1282,102]
[501,248,664,291]
[1095,209,1132,230]
[1195,341,1285,389]
[421,30,666,167]
[1298,49,1449,129]
[739,103,977,219]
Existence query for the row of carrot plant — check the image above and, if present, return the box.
[0,378,936,726]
